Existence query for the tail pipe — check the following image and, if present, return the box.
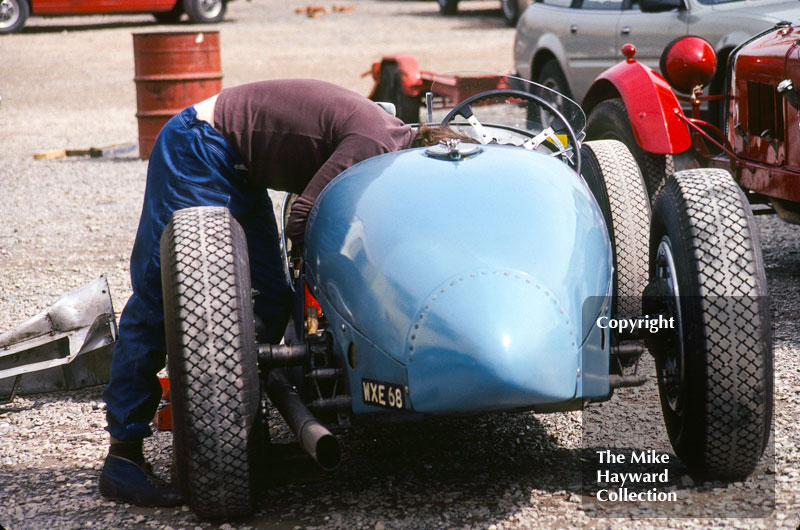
[257,333,332,368]
[265,369,342,471]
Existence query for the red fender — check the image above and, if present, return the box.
[582,46,691,155]
[367,54,424,99]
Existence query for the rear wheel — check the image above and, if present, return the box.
[0,0,28,34]
[586,98,673,206]
[153,2,184,23]
[535,59,570,98]
[183,0,226,23]
[647,168,772,479]
[161,206,260,519]
[580,140,650,319]
[501,0,519,26]
[438,0,458,15]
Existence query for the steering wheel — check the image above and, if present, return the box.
[440,89,581,175]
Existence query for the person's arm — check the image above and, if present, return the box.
[287,134,389,247]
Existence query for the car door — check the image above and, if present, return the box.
[616,0,689,70]
[30,0,77,14]
[563,0,624,101]
[69,0,155,14]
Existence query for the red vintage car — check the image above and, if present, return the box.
[582,21,800,225]
[0,0,228,34]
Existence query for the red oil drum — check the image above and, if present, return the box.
[133,31,223,158]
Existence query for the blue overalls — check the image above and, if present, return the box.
[102,106,292,441]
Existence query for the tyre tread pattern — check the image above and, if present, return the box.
[656,169,771,478]
[161,206,258,519]
[584,140,650,318]
[586,99,671,206]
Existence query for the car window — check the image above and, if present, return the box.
[579,0,623,9]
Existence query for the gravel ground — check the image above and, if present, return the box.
[1,2,799,529]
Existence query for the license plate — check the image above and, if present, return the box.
[361,378,405,410]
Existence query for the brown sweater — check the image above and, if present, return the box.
[213,79,415,245]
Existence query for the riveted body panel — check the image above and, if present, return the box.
[304,146,614,413]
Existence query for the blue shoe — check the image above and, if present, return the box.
[99,454,184,507]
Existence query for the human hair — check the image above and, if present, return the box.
[410,124,477,147]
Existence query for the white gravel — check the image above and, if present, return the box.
[1,1,799,529]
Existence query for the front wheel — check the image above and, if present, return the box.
[586,98,673,206]
[161,206,260,519]
[647,169,772,479]
[183,0,226,23]
[580,140,650,319]
[0,0,28,34]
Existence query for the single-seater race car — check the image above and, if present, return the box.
[157,73,772,519]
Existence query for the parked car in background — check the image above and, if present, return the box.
[438,0,532,26]
[582,23,800,227]
[513,0,798,107]
[0,0,229,34]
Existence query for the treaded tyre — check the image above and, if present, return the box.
[500,0,519,26]
[161,206,260,519]
[586,98,673,206]
[535,59,571,99]
[580,140,650,319]
[438,0,458,15]
[648,168,772,479]
[183,0,225,23]
[375,62,421,124]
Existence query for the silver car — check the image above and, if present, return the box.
[513,0,799,103]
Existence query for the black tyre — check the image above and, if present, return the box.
[535,58,571,99]
[647,168,772,479]
[580,140,650,319]
[586,98,673,206]
[501,0,519,26]
[375,62,421,124]
[161,206,260,519]
[438,0,458,15]
[183,0,225,23]
[0,0,29,34]
[153,2,184,23]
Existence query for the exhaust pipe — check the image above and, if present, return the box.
[265,369,342,471]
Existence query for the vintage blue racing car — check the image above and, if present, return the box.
[158,74,773,518]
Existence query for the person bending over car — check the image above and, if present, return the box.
[98,78,472,507]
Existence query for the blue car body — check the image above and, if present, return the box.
[303,143,614,417]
